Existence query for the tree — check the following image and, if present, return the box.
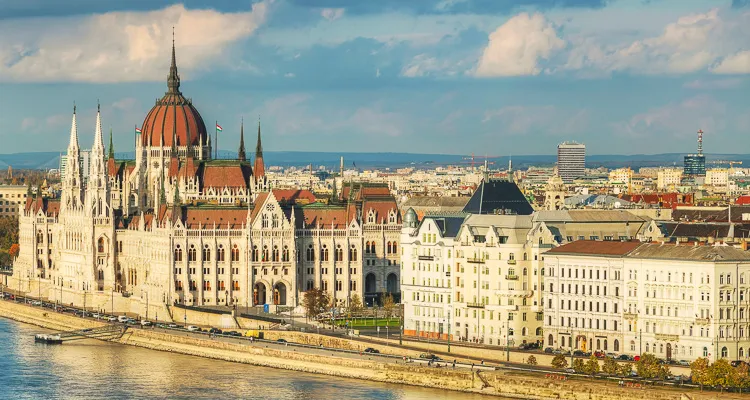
[9,243,19,258]
[302,289,331,319]
[584,356,600,376]
[602,357,619,375]
[526,355,537,366]
[348,294,363,315]
[635,353,669,380]
[382,293,396,317]
[690,357,710,390]
[708,359,734,392]
[572,358,585,373]
[551,354,568,369]
[618,362,633,377]
[736,363,750,393]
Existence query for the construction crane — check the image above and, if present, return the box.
[463,153,501,170]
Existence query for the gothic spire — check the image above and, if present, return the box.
[68,103,79,150]
[108,127,114,160]
[256,118,263,158]
[93,100,104,151]
[253,117,265,178]
[167,27,181,94]
[238,117,246,162]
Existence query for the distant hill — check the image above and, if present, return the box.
[1,151,748,171]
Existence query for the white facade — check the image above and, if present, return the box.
[657,168,682,190]
[544,242,750,362]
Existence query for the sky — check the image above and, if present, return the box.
[0,0,749,156]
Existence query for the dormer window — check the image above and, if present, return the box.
[367,210,375,224]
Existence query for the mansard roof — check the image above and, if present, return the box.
[462,179,533,216]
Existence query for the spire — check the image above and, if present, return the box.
[68,103,79,149]
[256,117,263,158]
[253,117,265,178]
[238,118,246,161]
[108,127,114,160]
[93,100,103,150]
[167,27,181,94]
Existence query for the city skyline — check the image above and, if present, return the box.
[1,0,749,156]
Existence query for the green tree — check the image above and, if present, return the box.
[708,359,734,392]
[302,288,331,319]
[736,363,750,393]
[584,356,600,376]
[618,362,633,377]
[526,355,537,366]
[635,353,669,380]
[602,357,619,375]
[551,354,568,369]
[572,358,585,373]
[690,357,710,390]
[348,294,363,315]
[382,293,396,317]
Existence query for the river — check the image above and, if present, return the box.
[0,318,492,400]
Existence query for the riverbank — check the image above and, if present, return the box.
[0,300,736,400]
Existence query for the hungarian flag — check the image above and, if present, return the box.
[216,123,223,132]
[135,127,142,134]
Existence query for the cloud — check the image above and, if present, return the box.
[284,72,296,78]
[482,105,588,135]
[320,8,344,21]
[613,95,726,138]
[712,50,750,74]
[683,78,744,90]
[20,117,36,130]
[0,2,269,83]
[475,13,564,77]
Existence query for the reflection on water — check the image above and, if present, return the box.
[0,318,491,400]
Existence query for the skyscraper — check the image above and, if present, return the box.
[683,129,706,176]
[557,142,586,183]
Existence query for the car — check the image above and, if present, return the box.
[0,293,5,299]
[573,350,585,357]
[419,353,442,361]
[126,318,138,325]
[208,328,223,334]
[364,347,380,354]
[31,300,42,306]
[91,313,100,319]
[117,315,129,323]
[276,338,288,343]
[186,325,200,332]
[526,342,540,350]
[140,320,152,326]
[616,354,631,361]
[606,353,617,359]
[544,347,554,354]
[552,349,563,355]
[564,368,576,374]
[107,316,117,322]
[678,360,690,366]
[155,323,167,328]
[167,323,179,328]
[594,351,606,359]
[225,331,242,337]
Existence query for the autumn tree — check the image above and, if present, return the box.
[348,294,363,315]
[708,359,734,392]
[382,293,396,317]
[736,363,750,393]
[302,288,330,319]
[602,357,619,375]
[635,353,669,380]
[572,358,585,373]
[526,355,537,366]
[618,362,633,377]
[690,357,710,390]
[584,356,600,376]
[551,354,568,369]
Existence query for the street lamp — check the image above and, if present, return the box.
[447,305,453,353]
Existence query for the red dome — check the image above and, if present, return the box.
[140,42,207,148]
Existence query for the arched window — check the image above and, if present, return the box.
[262,246,269,262]
[188,245,197,262]
[335,245,343,262]
[262,214,269,228]
[386,241,392,254]
[37,230,44,244]
[282,246,290,262]
[369,241,376,254]
[272,245,279,262]
[231,244,240,262]
[306,245,315,262]
[522,327,527,336]
[614,339,619,352]
[98,237,105,253]
[217,245,225,262]
[252,245,259,262]
[365,241,371,254]
[703,347,708,357]
[203,245,211,262]
[392,242,397,254]
[741,347,745,358]
[272,214,279,228]
[536,327,542,336]
[349,245,358,261]
[174,245,183,262]
[321,245,329,262]
[722,346,728,358]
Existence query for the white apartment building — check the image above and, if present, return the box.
[557,142,586,184]
[705,168,729,189]
[544,240,750,362]
[0,185,28,217]
[657,168,682,191]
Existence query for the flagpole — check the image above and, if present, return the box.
[134,124,137,149]
[215,120,218,160]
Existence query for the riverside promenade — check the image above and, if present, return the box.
[0,298,737,400]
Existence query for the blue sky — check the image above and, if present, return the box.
[0,0,748,156]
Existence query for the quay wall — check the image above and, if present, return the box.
[0,300,733,400]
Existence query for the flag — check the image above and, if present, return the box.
[216,123,223,132]
[135,127,142,134]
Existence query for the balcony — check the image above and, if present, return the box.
[467,257,485,264]
[655,333,679,341]
[467,302,485,309]
[445,272,451,277]
[623,312,638,320]
[505,274,519,280]
[418,255,434,261]
[695,318,710,325]
[507,260,517,265]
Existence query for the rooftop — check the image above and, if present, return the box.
[548,240,750,261]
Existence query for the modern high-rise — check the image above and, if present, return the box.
[557,142,586,184]
[684,129,706,176]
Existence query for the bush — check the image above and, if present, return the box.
[602,357,619,375]
[551,354,568,369]
[526,355,537,366]
[572,358,586,373]
[584,356,600,376]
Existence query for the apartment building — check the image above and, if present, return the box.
[0,185,28,217]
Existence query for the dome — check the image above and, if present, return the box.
[140,42,207,148]
[403,207,418,228]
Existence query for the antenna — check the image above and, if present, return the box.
[697,129,703,156]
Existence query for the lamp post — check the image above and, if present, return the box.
[639,329,642,357]
[111,288,114,316]
[447,305,453,353]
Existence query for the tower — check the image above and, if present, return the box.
[543,173,566,211]
[62,104,83,210]
[253,118,269,192]
[87,102,110,218]
[238,118,246,162]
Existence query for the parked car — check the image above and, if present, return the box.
[276,338,288,344]
[167,323,179,328]
[573,350,585,357]
[208,328,223,334]
[606,353,617,359]
[225,331,242,337]
[564,368,576,374]
[140,320,152,327]
[186,325,200,332]
[126,318,138,325]
[678,360,690,366]
[594,351,606,359]
[617,354,632,361]
[117,315,129,323]
[544,347,554,354]
[107,316,117,322]
[364,348,380,354]
[419,353,442,361]
[526,342,540,350]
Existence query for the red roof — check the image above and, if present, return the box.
[200,164,252,188]
[300,204,357,229]
[25,197,60,217]
[181,208,248,229]
[736,195,750,205]
[362,198,400,224]
[547,240,642,257]
[272,189,316,205]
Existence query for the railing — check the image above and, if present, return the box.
[418,255,434,261]
[623,312,638,319]
[467,258,485,264]
[695,318,710,325]
[466,302,485,309]
[655,333,679,341]
[445,272,451,277]
[507,260,517,265]
[505,275,519,280]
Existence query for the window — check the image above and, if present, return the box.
[231,245,240,262]
[321,245,329,262]
[272,246,279,262]
[262,246,269,261]
[306,245,315,262]
[252,245,259,262]
[203,245,211,262]
[283,246,290,262]
[349,245,358,261]
[188,245,197,262]
[174,246,183,262]
[217,245,225,262]
[335,245,343,262]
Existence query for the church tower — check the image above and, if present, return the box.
[253,119,269,193]
[238,118,246,162]
[543,172,566,211]
[62,104,83,210]
[87,103,111,218]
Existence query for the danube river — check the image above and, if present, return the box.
[0,318,491,400]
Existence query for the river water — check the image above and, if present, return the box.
[0,318,492,400]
